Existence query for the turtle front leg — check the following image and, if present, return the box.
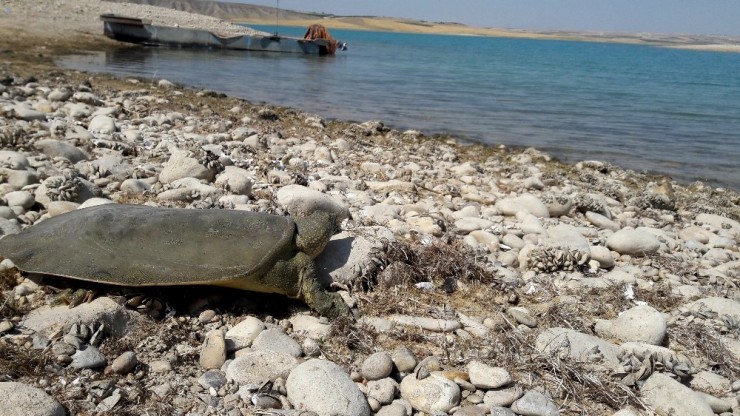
[294,254,351,319]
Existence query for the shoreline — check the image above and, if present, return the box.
[1,2,739,415]
[235,16,740,53]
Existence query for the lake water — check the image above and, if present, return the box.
[59,26,740,190]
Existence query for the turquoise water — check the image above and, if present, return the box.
[60,27,740,189]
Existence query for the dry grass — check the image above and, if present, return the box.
[668,323,740,380]
[490,329,646,415]
[0,340,51,381]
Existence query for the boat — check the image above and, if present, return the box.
[100,14,342,55]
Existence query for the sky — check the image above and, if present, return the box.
[234,0,740,36]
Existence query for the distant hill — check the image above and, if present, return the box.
[103,0,325,21]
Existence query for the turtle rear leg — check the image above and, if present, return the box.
[294,253,350,319]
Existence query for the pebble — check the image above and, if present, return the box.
[159,151,215,184]
[496,194,550,218]
[225,351,298,385]
[399,372,461,414]
[149,360,173,373]
[641,373,713,416]
[391,346,418,373]
[507,306,537,328]
[225,316,265,351]
[287,359,371,416]
[0,382,65,416]
[606,228,661,256]
[251,328,302,358]
[467,361,512,389]
[510,390,560,416]
[4,190,35,209]
[376,403,409,416]
[362,352,395,380]
[483,385,523,407]
[198,370,227,390]
[289,314,331,340]
[594,305,667,345]
[199,330,227,370]
[34,139,88,163]
[387,315,461,332]
[70,345,107,369]
[111,351,137,374]
[367,378,400,405]
[535,327,620,365]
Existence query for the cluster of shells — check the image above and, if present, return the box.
[41,169,83,202]
[529,247,589,273]
[674,305,740,337]
[45,321,107,366]
[612,350,697,387]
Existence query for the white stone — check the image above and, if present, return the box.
[535,327,620,365]
[589,245,615,269]
[510,390,559,416]
[251,328,302,358]
[120,179,152,194]
[594,305,666,345]
[399,372,461,414]
[641,373,713,416]
[215,166,253,196]
[467,361,512,389]
[686,297,740,320]
[225,316,265,351]
[289,315,331,340]
[159,151,214,184]
[4,190,35,209]
[226,350,298,385]
[23,297,140,338]
[277,184,349,223]
[496,194,550,218]
[287,359,371,416]
[199,330,227,370]
[0,382,65,416]
[585,211,620,231]
[606,228,660,256]
[34,139,88,163]
[88,114,117,134]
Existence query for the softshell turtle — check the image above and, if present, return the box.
[0,204,350,318]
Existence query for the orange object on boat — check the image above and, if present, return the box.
[304,24,338,55]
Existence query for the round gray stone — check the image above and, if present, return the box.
[510,390,559,416]
[362,352,394,381]
[71,345,107,369]
[111,351,137,374]
[0,382,65,416]
[594,305,666,346]
[226,350,298,385]
[606,228,660,256]
[251,328,302,358]
[287,359,371,416]
[641,373,713,416]
[399,372,461,414]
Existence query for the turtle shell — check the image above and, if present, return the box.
[0,204,297,287]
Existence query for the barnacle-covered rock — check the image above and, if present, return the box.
[39,170,83,203]
[199,149,225,174]
[629,179,676,211]
[0,124,33,151]
[528,247,589,273]
[541,194,573,217]
[574,193,611,218]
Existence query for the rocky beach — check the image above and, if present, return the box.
[1,1,740,415]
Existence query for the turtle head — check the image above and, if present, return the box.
[294,210,340,258]
[277,185,349,258]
